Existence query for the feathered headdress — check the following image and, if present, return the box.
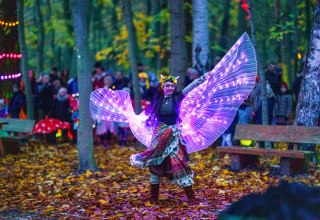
[159,75,180,87]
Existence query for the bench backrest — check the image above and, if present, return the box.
[234,124,320,144]
[0,118,35,133]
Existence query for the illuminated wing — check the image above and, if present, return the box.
[90,88,153,147]
[179,33,257,153]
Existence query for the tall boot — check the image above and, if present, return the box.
[184,186,199,206]
[150,184,159,204]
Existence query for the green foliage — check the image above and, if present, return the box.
[96,7,170,71]
[19,0,315,75]
[269,19,295,41]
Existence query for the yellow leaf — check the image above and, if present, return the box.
[54,194,62,198]
[85,170,92,177]
[144,201,152,207]
[99,199,107,205]
[222,169,229,175]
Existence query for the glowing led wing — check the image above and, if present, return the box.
[90,88,153,147]
[179,33,257,153]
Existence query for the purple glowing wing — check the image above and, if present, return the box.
[179,33,257,153]
[90,88,153,147]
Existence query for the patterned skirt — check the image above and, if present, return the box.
[130,124,194,187]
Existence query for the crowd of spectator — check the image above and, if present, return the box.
[0,61,304,148]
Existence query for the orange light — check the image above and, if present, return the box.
[0,20,19,27]
[297,53,302,60]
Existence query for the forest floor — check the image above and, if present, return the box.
[1,139,320,219]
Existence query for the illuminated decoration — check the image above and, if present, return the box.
[0,73,22,81]
[240,0,250,20]
[0,20,19,27]
[33,117,70,134]
[56,129,62,138]
[297,53,302,60]
[90,33,257,153]
[240,139,252,146]
[0,53,22,59]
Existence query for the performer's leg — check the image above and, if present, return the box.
[184,184,199,206]
[150,174,160,204]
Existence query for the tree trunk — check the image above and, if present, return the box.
[169,0,187,90]
[47,0,55,68]
[35,0,44,75]
[71,0,97,172]
[185,0,192,68]
[237,0,247,34]
[305,0,312,42]
[121,0,142,114]
[62,0,75,76]
[192,0,209,74]
[150,0,161,71]
[274,0,282,63]
[295,0,320,126]
[247,0,269,125]
[291,0,299,75]
[218,0,231,57]
[158,0,170,70]
[0,0,20,96]
[17,0,34,119]
[283,0,293,87]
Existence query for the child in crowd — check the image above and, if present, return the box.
[51,87,71,142]
[275,82,293,125]
[0,99,8,118]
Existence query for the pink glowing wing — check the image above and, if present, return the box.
[90,88,153,147]
[179,33,257,153]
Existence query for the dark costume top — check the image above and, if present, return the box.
[158,92,184,125]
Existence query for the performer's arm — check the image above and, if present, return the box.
[182,74,207,95]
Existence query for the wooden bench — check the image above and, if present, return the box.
[216,124,320,176]
[0,118,35,156]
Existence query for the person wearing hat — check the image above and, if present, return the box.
[51,87,71,142]
[138,72,151,100]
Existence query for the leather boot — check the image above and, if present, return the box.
[150,184,159,204]
[184,186,199,206]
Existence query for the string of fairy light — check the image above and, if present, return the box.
[0,53,22,81]
[0,20,19,27]
[1,17,22,81]
[0,53,22,59]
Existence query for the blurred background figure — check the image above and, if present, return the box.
[8,83,25,119]
[0,99,8,118]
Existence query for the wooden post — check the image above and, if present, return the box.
[280,157,309,176]
[230,154,259,170]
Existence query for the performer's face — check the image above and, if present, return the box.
[163,81,175,96]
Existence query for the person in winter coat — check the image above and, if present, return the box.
[275,82,293,125]
[254,81,276,125]
[51,87,71,141]
[37,74,55,119]
[8,83,25,118]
